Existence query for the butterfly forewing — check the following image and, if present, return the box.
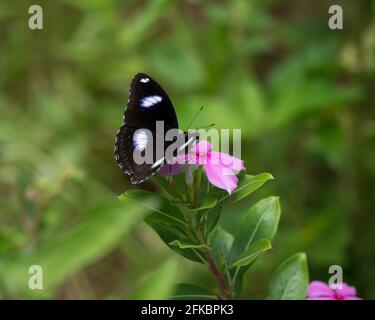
[124,73,178,130]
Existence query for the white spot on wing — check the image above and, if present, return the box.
[133,130,148,151]
[140,78,149,83]
[141,95,162,108]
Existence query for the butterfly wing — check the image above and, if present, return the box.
[114,73,179,184]
[115,125,160,183]
[124,73,178,130]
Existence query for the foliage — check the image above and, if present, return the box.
[268,253,309,300]
[121,170,307,299]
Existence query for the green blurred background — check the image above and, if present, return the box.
[0,0,374,299]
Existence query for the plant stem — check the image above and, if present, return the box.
[193,218,232,299]
[204,251,231,299]
[194,168,203,208]
[187,168,233,299]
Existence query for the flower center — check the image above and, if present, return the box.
[334,291,344,300]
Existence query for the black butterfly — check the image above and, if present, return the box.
[114,73,197,184]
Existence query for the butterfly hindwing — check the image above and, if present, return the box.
[114,124,161,184]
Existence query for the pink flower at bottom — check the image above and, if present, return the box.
[306,281,362,300]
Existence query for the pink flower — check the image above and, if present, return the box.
[189,141,244,193]
[306,281,362,300]
[161,140,244,194]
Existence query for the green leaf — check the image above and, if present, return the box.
[152,173,188,201]
[218,173,274,206]
[172,170,190,194]
[0,195,145,297]
[209,226,234,267]
[227,239,271,269]
[190,197,217,212]
[131,258,179,300]
[229,196,280,263]
[268,253,309,300]
[205,206,222,236]
[152,174,178,198]
[145,220,203,264]
[120,190,186,227]
[171,283,216,300]
[169,240,210,250]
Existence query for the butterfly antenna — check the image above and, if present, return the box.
[185,106,204,131]
[198,123,215,129]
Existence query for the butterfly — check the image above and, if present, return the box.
[114,73,198,184]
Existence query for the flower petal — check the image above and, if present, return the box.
[192,140,212,154]
[209,151,244,171]
[174,153,191,164]
[335,283,357,297]
[306,297,336,300]
[204,163,238,194]
[307,281,334,298]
